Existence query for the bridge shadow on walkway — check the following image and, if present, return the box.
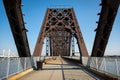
[18,57,105,80]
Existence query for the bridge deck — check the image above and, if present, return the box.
[18,57,104,80]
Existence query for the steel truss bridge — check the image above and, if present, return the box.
[3,0,120,63]
[1,0,120,79]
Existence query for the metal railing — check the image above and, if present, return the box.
[0,56,46,80]
[63,56,80,60]
[82,57,120,78]
[1,56,119,79]
[63,56,120,79]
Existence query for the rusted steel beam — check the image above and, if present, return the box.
[91,0,120,57]
[3,0,31,57]
[71,9,88,57]
[33,8,88,57]
[33,9,49,56]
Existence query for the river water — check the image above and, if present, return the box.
[0,57,32,79]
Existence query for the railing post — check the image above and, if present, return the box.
[87,57,91,67]
[115,58,119,77]
[17,58,20,73]
[6,58,10,79]
[6,49,10,79]
[89,57,92,68]
[91,57,94,68]
[24,58,26,70]
[96,57,98,71]
[104,58,107,74]
[82,57,84,65]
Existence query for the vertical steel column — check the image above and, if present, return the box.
[72,37,75,56]
[46,37,49,56]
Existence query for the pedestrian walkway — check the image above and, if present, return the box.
[18,57,102,80]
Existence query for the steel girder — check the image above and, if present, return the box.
[3,0,31,57]
[91,0,120,57]
[33,8,88,57]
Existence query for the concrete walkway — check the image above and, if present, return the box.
[18,57,100,80]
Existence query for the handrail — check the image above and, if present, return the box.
[0,56,51,79]
[63,56,120,79]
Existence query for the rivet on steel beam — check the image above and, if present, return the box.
[96,21,99,24]
[22,14,25,16]
[21,4,24,7]
[97,13,101,15]
[94,28,98,32]
[24,22,27,24]
[99,3,102,6]
[22,28,28,32]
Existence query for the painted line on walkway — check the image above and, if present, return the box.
[60,58,65,80]
[8,68,33,80]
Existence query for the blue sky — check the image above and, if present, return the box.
[0,0,120,56]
